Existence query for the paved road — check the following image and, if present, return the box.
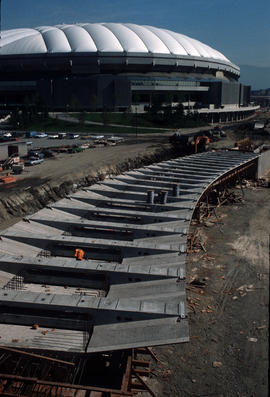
[21,135,164,150]
[23,137,92,150]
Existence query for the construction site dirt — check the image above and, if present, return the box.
[0,116,269,396]
[144,185,269,397]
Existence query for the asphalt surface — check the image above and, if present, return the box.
[24,136,93,149]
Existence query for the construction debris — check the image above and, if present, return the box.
[190,278,207,288]
[248,337,258,343]
[212,361,223,368]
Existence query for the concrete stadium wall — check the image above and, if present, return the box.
[221,82,240,106]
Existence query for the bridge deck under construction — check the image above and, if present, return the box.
[0,151,258,354]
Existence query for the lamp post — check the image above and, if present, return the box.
[135,105,138,141]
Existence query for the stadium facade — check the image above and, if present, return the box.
[0,23,257,120]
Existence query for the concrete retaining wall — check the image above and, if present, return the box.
[258,150,270,178]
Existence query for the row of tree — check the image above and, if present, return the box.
[144,103,205,128]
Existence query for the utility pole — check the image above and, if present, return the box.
[135,105,138,141]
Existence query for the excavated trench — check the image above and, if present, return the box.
[0,145,182,228]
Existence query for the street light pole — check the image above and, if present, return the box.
[135,105,138,141]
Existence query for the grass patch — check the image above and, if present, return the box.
[72,111,208,129]
[18,116,170,134]
[73,112,158,128]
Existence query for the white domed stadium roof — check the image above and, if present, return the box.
[0,22,230,63]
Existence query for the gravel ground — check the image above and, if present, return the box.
[0,136,169,196]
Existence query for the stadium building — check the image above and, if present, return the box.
[0,23,258,121]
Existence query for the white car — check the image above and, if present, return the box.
[3,132,12,137]
[49,134,59,139]
[34,133,48,138]
[90,135,104,140]
[107,136,124,143]
[25,158,44,166]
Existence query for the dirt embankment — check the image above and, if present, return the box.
[0,142,180,230]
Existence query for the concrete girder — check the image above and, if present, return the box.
[0,151,258,353]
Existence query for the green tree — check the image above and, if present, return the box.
[101,110,110,126]
[70,95,81,112]
[79,111,86,126]
[175,103,184,118]
[89,94,98,112]
[121,111,129,125]
[10,109,20,128]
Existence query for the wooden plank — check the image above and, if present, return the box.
[133,368,150,377]
[132,371,157,397]
[0,374,134,396]
[121,355,132,393]
[131,359,149,367]
[0,346,75,366]
[135,347,160,363]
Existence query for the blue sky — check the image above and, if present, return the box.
[2,0,270,68]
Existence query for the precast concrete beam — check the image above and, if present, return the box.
[0,151,259,353]
[85,186,199,202]
[29,217,189,234]
[0,289,187,319]
[0,253,186,280]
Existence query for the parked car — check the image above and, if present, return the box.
[42,149,55,158]
[107,136,124,143]
[220,130,226,137]
[34,132,48,138]
[213,125,226,137]
[90,135,104,140]
[28,150,44,159]
[25,131,38,138]
[68,133,80,139]
[58,133,67,139]
[25,158,44,166]
[49,134,59,139]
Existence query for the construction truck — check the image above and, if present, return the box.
[0,154,21,171]
[169,131,211,154]
[235,138,252,152]
[12,163,24,174]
